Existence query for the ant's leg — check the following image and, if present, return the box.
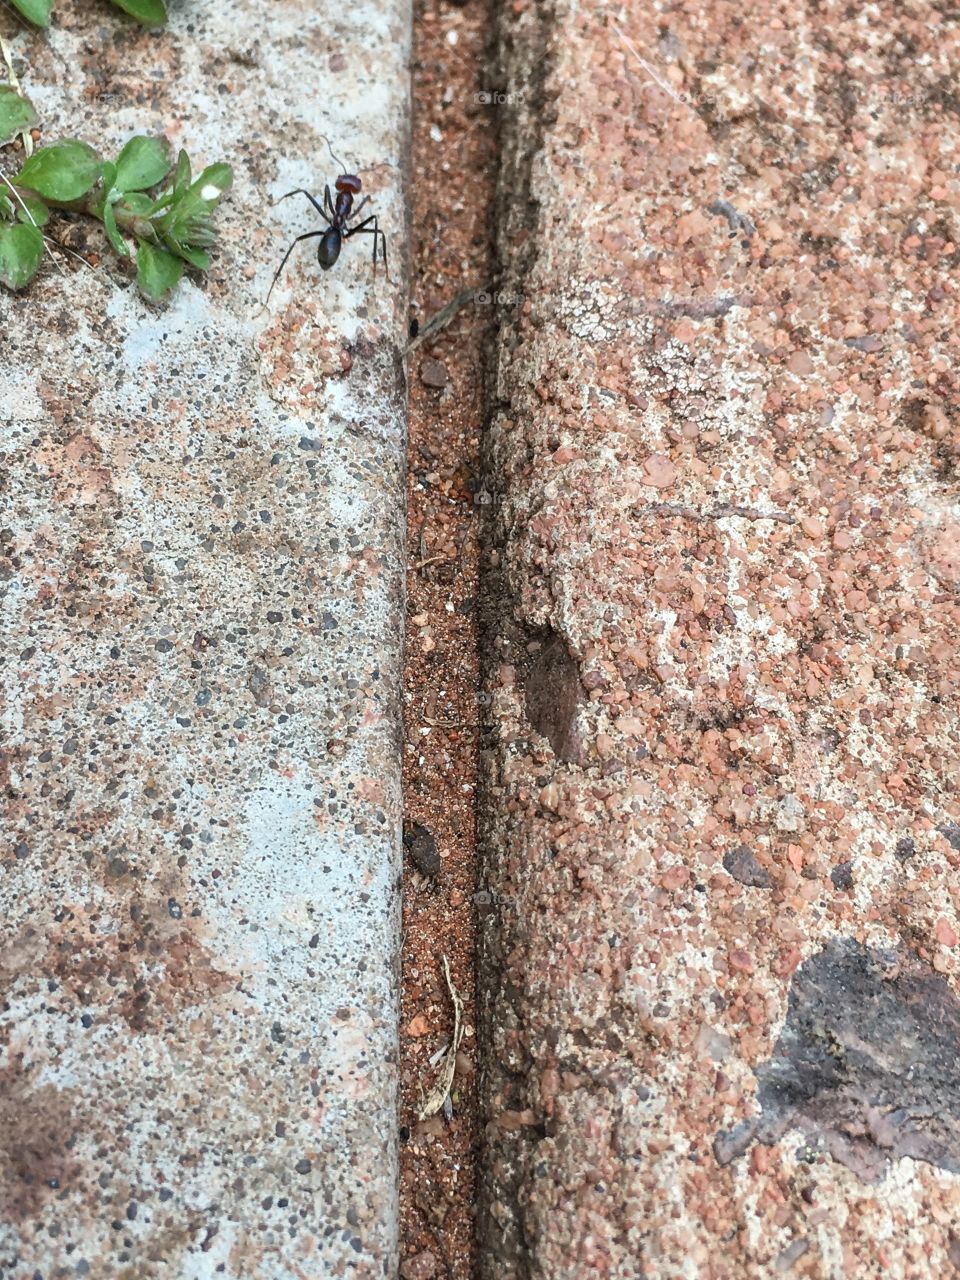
[275,188,326,219]
[346,216,390,279]
[324,185,336,220]
[370,222,389,280]
[345,214,377,238]
[347,196,371,224]
[375,227,388,275]
[263,230,325,307]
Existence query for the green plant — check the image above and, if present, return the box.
[10,0,166,27]
[0,85,37,145]
[1,125,233,298]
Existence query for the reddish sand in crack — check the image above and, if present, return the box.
[399,0,496,1275]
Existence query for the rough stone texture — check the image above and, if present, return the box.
[0,1,409,1276]
[477,0,960,1276]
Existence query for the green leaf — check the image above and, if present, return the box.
[14,192,50,227]
[114,136,170,192]
[10,0,53,26]
[0,194,13,220]
[136,238,182,299]
[103,201,129,256]
[171,243,209,270]
[0,88,37,146]
[109,0,167,24]
[120,192,154,216]
[15,141,101,202]
[0,222,43,290]
[192,163,233,200]
[141,190,175,217]
[172,149,191,198]
[99,160,118,193]
[160,161,233,250]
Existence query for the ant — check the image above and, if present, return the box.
[263,136,388,307]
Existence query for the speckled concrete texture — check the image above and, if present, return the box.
[0,2,409,1276]
[477,1,960,1276]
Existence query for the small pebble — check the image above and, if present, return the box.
[404,823,441,877]
[723,845,770,889]
[420,358,449,388]
[773,1238,810,1273]
[830,861,854,891]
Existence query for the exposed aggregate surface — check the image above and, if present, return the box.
[477,1,960,1276]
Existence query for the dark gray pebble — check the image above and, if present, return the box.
[403,823,441,878]
[722,844,770,889]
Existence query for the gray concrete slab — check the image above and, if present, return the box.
[0,2,409,1276]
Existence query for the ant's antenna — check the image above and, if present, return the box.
[319,133,348,174]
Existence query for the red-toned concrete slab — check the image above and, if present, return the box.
[0,1,409,1276]
[477,1,960,1276]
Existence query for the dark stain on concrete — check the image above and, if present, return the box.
[0,1080,82,1221]
[715,938,960,1181]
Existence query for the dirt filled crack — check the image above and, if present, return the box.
[398,0,499,1274]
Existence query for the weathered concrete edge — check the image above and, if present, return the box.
[475,0,559,1272]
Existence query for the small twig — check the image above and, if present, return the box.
[406,284,489,353]
[453,522,471,569]
[422,714,477,729]
[410,554,447,571]
[638,501,796,526]
[40,232,101,274]
[710,502,796,525]
[0,0,29,25]
[613,25,684,106]
[417,955,465,1120]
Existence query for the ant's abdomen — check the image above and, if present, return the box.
[318,228,342,269]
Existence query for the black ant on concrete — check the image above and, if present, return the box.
[262,136,388,306]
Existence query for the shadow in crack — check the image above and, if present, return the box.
[523,631,583,765]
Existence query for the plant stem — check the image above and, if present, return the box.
[7,184,159,242]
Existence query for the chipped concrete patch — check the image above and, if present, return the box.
[0,0,409,1276]
[477,0,960,1276]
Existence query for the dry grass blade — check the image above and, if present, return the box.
[417,954,464,1120]
[1,34,33,157]
[406,284,488,353]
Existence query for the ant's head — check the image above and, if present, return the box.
[321,135,363,197]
